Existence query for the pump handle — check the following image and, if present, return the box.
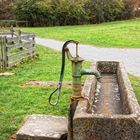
[49,40,78,106]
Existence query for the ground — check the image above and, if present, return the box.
[0,45,140,140]
[0,19,140,140]
[0,46,72,140]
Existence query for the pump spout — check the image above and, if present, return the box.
[81,68,101,80]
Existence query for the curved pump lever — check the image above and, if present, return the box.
[49,40,79,106]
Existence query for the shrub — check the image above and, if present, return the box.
[87,0,124,23]
[120,0,135,19]
[13,0,139,26]
[14,0,89,26]
[14,0,42,26]
[51,0,90,25]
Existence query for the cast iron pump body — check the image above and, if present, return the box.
[49,40,101,106]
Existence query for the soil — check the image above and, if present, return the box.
[9,134,16,140]
[21,80,84,88]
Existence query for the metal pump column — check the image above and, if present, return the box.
[71,49,84,99]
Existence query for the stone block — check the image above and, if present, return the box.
[16,114,67,140]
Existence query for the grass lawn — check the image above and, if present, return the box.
[0,45,140,140]
[0,45,89,140]
[129,74,140,103]
[21,19,140,48]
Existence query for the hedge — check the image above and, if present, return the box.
[13,0,140,26]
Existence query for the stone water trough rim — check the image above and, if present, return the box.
[76,61,140,120]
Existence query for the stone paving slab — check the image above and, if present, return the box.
[16,114,67,140]
[36,38,140,77]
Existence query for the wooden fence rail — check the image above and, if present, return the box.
[0,28,35,69]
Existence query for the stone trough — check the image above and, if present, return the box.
[16,61,140,140]
[73,61,140,140]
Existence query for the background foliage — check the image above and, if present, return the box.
[0,0,140,26]
[0,0,14,20]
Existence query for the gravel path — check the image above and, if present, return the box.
[36,38,140,77]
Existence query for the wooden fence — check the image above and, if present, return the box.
[0,28,35,69]
[0,20,28,27]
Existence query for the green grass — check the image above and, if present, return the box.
[129,74,140,104]
[21,19,140,48]
[0,45,89,140]
[0,45,140,140]
[0,46,70,140]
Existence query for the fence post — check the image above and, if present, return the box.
[0,37,2,69]
[32,34,35,54]
[33,35,35,46]
[18,29,23,50]
[1,36,8,68]
[10,26,15,44]
[10,26,14,38]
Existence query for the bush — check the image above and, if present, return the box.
[120,0,135,19]
[13,0,139,26]
[14,0,43,26]
[51,0,90,25]
[14,0,89,26]
[87,0,124,23]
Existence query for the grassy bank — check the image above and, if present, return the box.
[0,46,140,140]
[129,74,140,103]
[0,46,73,140]
[21,19,140,48]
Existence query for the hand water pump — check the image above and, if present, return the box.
[49,40,101,106]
